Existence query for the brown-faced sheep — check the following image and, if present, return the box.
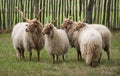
[11,8,44,61]
[42,22,70,63]
[61,18,82,60]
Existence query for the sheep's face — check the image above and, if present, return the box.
[84,52,92,66]
[25,19,43,33]
[42,23,53,35]
[61,18,73,31]
[74,22,86,31]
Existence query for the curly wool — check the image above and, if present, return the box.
[44,26,70,56]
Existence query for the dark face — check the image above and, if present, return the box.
[42,23,53,35]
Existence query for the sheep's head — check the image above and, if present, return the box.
[25,20,43,33]
[16,7,43,33]
[61,17,73,31]
[84,51,92,66]
[74,22,86,31]
[84,51,98,67]
[42,23,53,35]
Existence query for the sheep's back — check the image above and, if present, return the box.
[12,22,28,48]
[80,28,102,61]
[87,24,111,48]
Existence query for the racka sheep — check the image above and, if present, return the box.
[78,21,111,60]
[42,21,70,63]
[11,8,44,61]
[75,23,102,67]
[61,18,82,60]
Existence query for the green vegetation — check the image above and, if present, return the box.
[0,31,120,76]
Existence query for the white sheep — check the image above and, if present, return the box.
[11,8,44,61]
[42,22,70,63]
[78,21,111,60]
[61,18,82,60]
[75,23,102,67]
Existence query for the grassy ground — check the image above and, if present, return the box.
[0,31,120,76]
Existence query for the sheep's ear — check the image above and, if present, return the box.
[81,23,86,28]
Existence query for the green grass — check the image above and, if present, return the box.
[0,31,120,76]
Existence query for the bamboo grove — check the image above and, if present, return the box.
[0,0,120,32]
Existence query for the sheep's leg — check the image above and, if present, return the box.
[62,55,65,61]
[29,51,32,61]
[16,47,22,59]
[21,49,25,59]
[104,45,110,60]
[77,50,80,60]
[77,49,82,61]
[98,53,102,64]
[37,51,40,61]
[56,55,59,62]
[52,54,55,63]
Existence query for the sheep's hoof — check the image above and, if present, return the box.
[91,61,99,67]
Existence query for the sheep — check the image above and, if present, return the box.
[61,18,82,60]
[61,17,111,61]
[11,8,44,61]
[74,23,102,67]
[42,21,70,63]
[78,21,111,60]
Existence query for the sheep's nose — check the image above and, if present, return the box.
[25,29,29,32]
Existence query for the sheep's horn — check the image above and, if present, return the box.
[46,17,49,23]
[51,18,57,24]
[82,18,86,22]
[15,7,30,22]
[63,15,67,19]
[35,9,43,20]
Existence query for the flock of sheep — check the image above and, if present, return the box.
[11,8,111,67]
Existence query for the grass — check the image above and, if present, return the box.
[0,31,120,76]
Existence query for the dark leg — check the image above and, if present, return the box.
[21,49,25,59]
[79,51,82,60]
[16,47,22,59]
[104,45,110,60]
[37,51,40,61]
[62,55,65,61]
[52,54,55,63]
[56,55,59,62]
[29,51,32,61]
[77,50,80,60]
[77,49,82,61]
[98,52,102,64]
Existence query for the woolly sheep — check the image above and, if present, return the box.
[11,8,44,61]
[42,22,70,63]
[75,23,102,67]
[78,21,111,60]
[61,18,82,60]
